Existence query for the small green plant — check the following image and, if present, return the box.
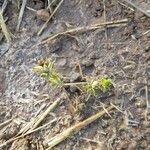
[33,58,112,95]
[98,77,112,92]
[33,58,63,87]
[83,80,99,96]
[83,77,112,96]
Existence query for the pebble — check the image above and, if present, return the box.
[56,58,67,67]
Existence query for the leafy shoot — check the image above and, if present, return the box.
[33,58,63,87]
[83,77,112,96]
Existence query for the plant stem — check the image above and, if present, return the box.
[63,82,87,86]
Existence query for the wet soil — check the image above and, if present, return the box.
[0,0,150,150]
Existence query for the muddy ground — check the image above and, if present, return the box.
[0,0,150,150]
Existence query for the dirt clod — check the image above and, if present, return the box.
[36,9,50,21]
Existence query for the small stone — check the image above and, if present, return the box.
[56,58,67,67]
[36,9,50,21]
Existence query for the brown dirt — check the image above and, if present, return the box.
[0,0,150,150]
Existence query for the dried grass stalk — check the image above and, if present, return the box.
[41,19,128,45]
[0,12,11,43]
[16,0,27,31]
[122,0,150,17]
[0,118,13,129]
[45,105,114,150]
[38,0,64,35]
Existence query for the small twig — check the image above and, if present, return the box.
[145,85,149,108]
[26,6,36,12]
[124,110,129,126]
[24,118,57,135]
[136,29,150,39]
[124,111,139,127]
[100,102,113,118]
[122,0,150,17]
[85,94,91,102]
[34,103,47,117]
[38,0,64,35]
[76,60,84,79]
[0,0,10,44]
[110,103,124,114]
[45,105,114,150]
[64,82,87,86]
[0,118,13,129]
[145,80,149,120]
[47,0,57,13]
[142,29,150,37]
[16,0,27,31]
[40,19,128,44]
[0,12,11,43]
[127,119,139,124]
[47,0,57,9]
[80,137,102,145]
[103,0,108,48]
[118,1,134,11]
[1,0,8,14]
[0,16,7,29]
[0,45,10,58]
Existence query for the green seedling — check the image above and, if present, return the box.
[98,77,112,92]
[84,80,99,96]
[83,77,112,96]
[33,58,63,87]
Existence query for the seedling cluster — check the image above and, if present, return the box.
[33,58,112,96]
